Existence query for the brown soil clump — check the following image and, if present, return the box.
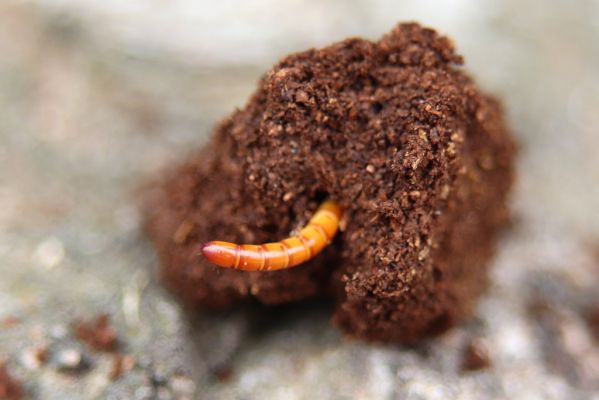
[462,338,492,371]
[73,314,119,352]
[144,23,516,343]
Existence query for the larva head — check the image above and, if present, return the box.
[201,241,238,268]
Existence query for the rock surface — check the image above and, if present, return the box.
[1,1,598,399]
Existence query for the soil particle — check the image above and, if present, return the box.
[109,354,135,381]
[462,338,492,371]
[73,314,119,352]
[55,348,89,373]
[20,346,49,370]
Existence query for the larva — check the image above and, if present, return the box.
[200,200,342,271]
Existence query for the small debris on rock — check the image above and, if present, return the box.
[585,303,599,343]
[213,366,233,383]
[462,338,492,371]
[109,354,135,381]
[20,346,49,370]
[55,348,87,373]
[0,364,23,400]
[73,314,119,352]
[0,317,19,329]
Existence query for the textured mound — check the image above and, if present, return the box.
[144,23,516,343]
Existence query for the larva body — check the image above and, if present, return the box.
[201,200,342,271]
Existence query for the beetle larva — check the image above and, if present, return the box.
[200,200,342,271]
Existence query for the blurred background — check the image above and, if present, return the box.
[1,1,598,399]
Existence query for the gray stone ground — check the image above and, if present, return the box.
[1,1,598,399]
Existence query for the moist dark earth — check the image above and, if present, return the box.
[145,23,516,343]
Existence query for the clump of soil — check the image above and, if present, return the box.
[73,314,119,352]
[462,338,492,371]
[144,23,516,343]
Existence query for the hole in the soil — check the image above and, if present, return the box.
[313,190,329,204]
[371,102,383,114]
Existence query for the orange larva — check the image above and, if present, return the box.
[200,200,342,271]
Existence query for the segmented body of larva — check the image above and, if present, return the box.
[200,200,342,271]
